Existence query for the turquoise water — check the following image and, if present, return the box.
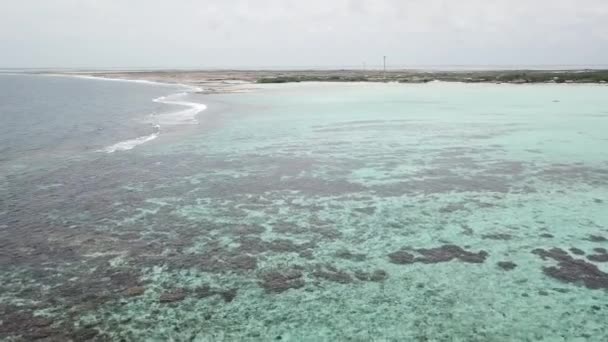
[1,79,608,341]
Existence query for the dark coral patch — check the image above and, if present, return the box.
[532,248,608,289]
[0,309,61,340]
[259,269,305,294]
[312,265,353,284]
[230,225,266,235]
[389,245,488,265]
[482,233,513,241]
[569,248,585,256]
[388,250,415,264]
[497,261,517,271]
[354,207,376,215]
[415,245,488,264]
[588,254,608,262]
[227,255,258,271]
[586,235,607,242]
[194,285,238,302]
[335,249,366,262]
[354,269,388,282]
[71,328,99,341]
[159,289,187,303]
[587,248,608,262]
[123,286,146,297]
[219,288,238,303]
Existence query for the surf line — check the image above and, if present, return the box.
[98,83,206,153]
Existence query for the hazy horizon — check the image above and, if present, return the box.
[1,0,607,69]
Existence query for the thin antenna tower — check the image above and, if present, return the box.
[383,56,387,80]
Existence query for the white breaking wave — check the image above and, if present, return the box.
[151,91,207,125]
[100,130,160,153]
[81,78,207,153]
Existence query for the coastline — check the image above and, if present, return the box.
[44,69,608,89]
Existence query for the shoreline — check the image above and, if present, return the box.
[38,69,608,90]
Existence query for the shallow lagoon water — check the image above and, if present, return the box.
[1,79,608,341]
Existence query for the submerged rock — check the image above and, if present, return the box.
[124,286,146,297]
[312,265,353,284]
[482,233,513,241]
[532,248,608,289]
[389,245,488,265]
[388,250,415,264]
[335,249,366,262]
[72,328,99,341]
[220,289,238,303]
[497,261,517,271]
[259,269,305,294]
[416,245,488,264]
[159,289,187,303]
[569,248,585,256]
[586,235,607,242]
[587,248,608,262]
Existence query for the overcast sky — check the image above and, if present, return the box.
[1,0,607,69]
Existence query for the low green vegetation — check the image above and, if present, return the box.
[257,70,608,84]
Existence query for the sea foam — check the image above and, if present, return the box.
[100,130,160,153]
[88,78,206,153]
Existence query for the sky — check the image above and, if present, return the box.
[1,0,607,69]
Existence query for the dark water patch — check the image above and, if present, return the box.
[389,245,488,265]
[497,261,517,271]
[532,248,608,289]
[540,233,554,238]
[593,198,603,204]
[259,268,305,294]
